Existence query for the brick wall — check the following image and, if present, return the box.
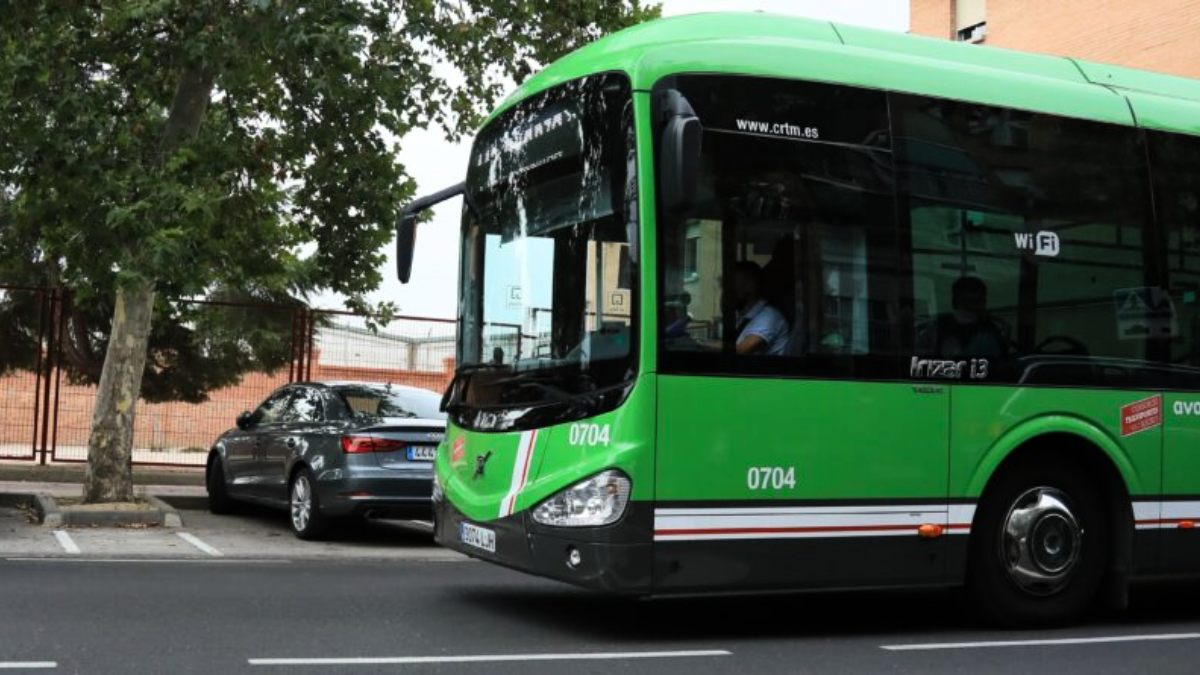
[910,0,1200,79]
[910,0,953,41]
[0,358,454,459]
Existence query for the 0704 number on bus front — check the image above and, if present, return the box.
[746,466,797,491]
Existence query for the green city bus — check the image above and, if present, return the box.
[396,12,1200,625]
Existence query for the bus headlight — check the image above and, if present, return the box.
[532,470,631,527]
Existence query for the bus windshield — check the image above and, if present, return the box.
[449,73,637,429]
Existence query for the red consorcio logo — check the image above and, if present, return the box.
[1121,395,1163,437]
[451,437,465,463]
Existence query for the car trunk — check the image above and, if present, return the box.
[354,418,446,469]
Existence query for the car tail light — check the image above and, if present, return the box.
[341,436,406,454]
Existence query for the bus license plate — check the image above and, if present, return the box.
[460,523,496,553]
[407,445,437,462]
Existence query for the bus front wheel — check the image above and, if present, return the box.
[967,460,1109,627]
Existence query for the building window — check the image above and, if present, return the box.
[954,0,987,43]
[957,22,987,43]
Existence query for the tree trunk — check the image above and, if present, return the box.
[82,280,156,503]
[82,65,213,503]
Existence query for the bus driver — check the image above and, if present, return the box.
[732,261,790,356]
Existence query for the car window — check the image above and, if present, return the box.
[336,386,445,420]
[281,387,325,423]
[255,389,294,425]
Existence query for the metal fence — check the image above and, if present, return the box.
[0,286,483,467]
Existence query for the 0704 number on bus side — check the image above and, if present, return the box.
[746,466,797,491]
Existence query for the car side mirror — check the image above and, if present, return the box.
[236,411,255,430]
[658,89,702,215]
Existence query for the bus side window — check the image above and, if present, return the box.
[657,74,903,379]
[1150,130,1200,385]
[893,93,1154,386]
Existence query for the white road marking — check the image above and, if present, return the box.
[6,558,288,564]
[0,663,56,670]
[249,650,732,666]
[176,532,223,557]
[52,530,80,555]
[882,633,1200,651]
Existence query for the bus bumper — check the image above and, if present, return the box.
[433,496,654,594]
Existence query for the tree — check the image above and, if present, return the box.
[0,0,659,502]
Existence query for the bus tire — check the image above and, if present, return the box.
[967,460,1109,627]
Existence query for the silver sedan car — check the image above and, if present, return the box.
[205,381,445,539]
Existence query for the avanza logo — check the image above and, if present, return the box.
[1013,231,1060,257]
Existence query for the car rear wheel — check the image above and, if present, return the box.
[290,468,331,540]
[206,455,236,515]
[967,460,1109,627]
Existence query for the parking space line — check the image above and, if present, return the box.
[6,558,288,564]
[0,662,56,669]
[52,530,80,555]
[176,532,224,557]
[881,633,1200,651]
[248,649,732,666]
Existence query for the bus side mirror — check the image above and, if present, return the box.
[658,90,702,215]
[395,213,418,284]
[396,182,466,284]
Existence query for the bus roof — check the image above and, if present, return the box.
[492,12,1200,136]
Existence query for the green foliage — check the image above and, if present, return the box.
[0,0,658,400]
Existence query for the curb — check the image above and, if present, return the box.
[155,494,210,511]
[0,464,204,486]
[0,491,186,528]
[0,493,63,526]
[146,495,183,528]
[36,493,62,527]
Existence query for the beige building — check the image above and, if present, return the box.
[910,0,1200,79]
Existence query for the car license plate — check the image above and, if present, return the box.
[459,522,496,553]
[407,445,437,462]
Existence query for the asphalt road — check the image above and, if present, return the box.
[4,555,1200,674]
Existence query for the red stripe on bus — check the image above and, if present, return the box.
[1136,519,1200,525]
[517,430,537,492]
[655,523,974,536]
[505,430,538,517]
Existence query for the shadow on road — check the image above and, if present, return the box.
[455,584,970,643]
[209,502,438,547]
[451,578,1200,643]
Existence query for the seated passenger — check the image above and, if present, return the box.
[937,276,1008,359]
[733,261,789,356]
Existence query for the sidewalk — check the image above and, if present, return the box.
[0,461,205,508]
[0,460,203,486]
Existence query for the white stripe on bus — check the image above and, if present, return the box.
[1133,500,1200,529]
[499,430,538,518]
[656,504,964,516]
[656,499,1200,539]
[654,506,974,541]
